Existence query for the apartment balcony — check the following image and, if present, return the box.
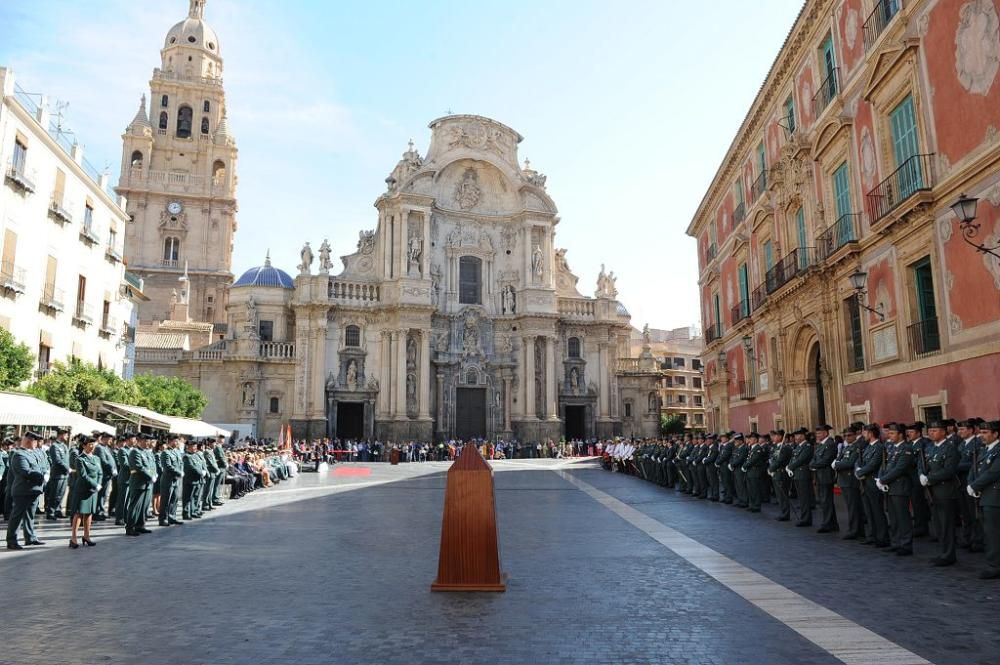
[160,259,180,269]
[105,245,123,263]
[72,302,95,327]
[328,278,380,304]
[79,224,101,246]
[750,170,768,202]
[733,202,746,226]
[0,261,27,296]
[738,379,757,401]
[99,317,119,338]
[35,363,52,379]
[39,284,65,313]
[864,0,902,51]
[812,67,840,118]
[730,299,751,325]
[765,246,818,294]
[5,162,36,194]
[48,199,73,224]
[907,317,941,359]
[817,212,861,262]
[705,323,723,345]
[866,153,935,225]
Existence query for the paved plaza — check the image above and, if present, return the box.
[1,459,997,665]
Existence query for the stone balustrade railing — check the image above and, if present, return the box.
[329,279,380,303]
[259,341,295,359]
[135,348,183,363]
[558,297,596,318]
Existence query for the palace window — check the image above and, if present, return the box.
[844,294,865,372]
[161,95,168,108]
[269,397,280,414]
[159,112,168,130]
[459,256,482,305]
[258,320,273,342]
[344,325,361,347]
[624,402,632,418]
[567,337,581,358]
[163,237,180,263]
[201,117,210,134]
[176,105,193,138]
[783,95,796,134]
[203,100,211,112]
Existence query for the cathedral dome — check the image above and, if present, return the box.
[164,1,220,54]
[233,254,294,289]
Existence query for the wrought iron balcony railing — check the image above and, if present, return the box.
[813,67,840,117]
[40,284,65,312]
[730,299,751,325]
[750,170,768,202]
[738,379,757,401]
[0,261,27,295]
[706,243,718,262]
[733,201,746,226]
[863,0,902,51]
[866,153,935,223]
[907,317,941,358]
[765,247,818,294]
[705,323,723,345]
[49,199,73,224]
[817,212,861,261]
[750,283,767,311]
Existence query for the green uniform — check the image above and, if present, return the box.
[202,449,219,511]
[158,446,183,524]
[212,444,228,503]
[6,448,45,545]
[69,452,102,516]
[125,446,156,533]
[114,446,132,524]
[182,450,206,519]
[969,440,1000,575]
[45,441,70,518]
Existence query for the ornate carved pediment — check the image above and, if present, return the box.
[158,209,188,234]
[812,117,853,160]
[863,38,920,102]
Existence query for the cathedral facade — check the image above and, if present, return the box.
[131,2,658,442]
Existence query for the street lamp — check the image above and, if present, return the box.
[849,269,885,321]
[951,193,999,260]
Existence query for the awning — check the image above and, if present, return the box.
[0,392,116,435]
[95,401,230,438]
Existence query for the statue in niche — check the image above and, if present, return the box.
[170,289,178,305]
[406,336,417,370]
[346,360,358,392]
[642,323,651,346]
[318,239,333,273]
[498,334,513,354]
[502,285,516,314]
[462,314,480,356]
[407,232,422,268]
[648,393,658,412]
[242,382,255,409]
[436,331,449,353]
[570,367,580,394]
[455,167,481,210]
[532,244,544,278]
[299,242,313,275]
[430,263,442,303]
[406,372,417,412]
[246,295,257,328]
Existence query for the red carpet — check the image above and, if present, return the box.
[333,467,372,477]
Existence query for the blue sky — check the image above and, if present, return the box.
[1,0,804,331]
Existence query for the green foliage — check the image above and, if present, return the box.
[0,327,34,390]
[132,373,208,418]
[28,360,206,418]
[660,414,686,435]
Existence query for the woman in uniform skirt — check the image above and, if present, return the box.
[69,437,102,549]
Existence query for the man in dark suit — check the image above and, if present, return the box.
[810,424,839,533]
[856,423,889,547]
[786,428,813,526]
[6,432,47,549]
[968,420,1000,579]
[879,423,914,555]
[921,420,960,566]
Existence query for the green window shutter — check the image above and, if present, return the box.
[821,35,836,80]
[796,208,809,269]
[833,162,851,219]
[890,95,922,195]
[738,263,749,316]
[912,257,940,353]
[784,96,796,133]
[735,179,744,207]
[713,293,722,332]
[757,142,766,173]
[763,240,773,271]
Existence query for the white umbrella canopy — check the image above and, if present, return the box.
[0,392,116,435]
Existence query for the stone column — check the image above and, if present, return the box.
[503,376,512,432]
[399,208,409,277]
[395,329,407,419]
[598,342,610,418]
[436,370,446,439]
[418,330,431,419]
[387,330,397,416]
[377,331,389,417]
[545,336,558,420]
[420,210,431,277]
[524,335,536,420]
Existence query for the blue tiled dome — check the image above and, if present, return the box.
[233,253,294,289]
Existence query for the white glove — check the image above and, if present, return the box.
[831,461,837,470]
[44,472,50,483]
[728,464,734,471]
[786,468,794,478]
[876,478,884,491]
[967,484,976,497]
[919,474,928,486]
[767,470,774,477]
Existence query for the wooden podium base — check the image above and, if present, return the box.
[431,444,506,592]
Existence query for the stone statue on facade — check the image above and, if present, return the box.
[299,242,314,275]
[642,323,651,346]
[430,263,443,304]
[455,168,481,210]
[532,244,544,279]
[436,331,450,354]
[246,295,257,328]
[407,233,422,274]
[406,336,417,370]
[406,372,417,413]
[346,360,358,392]
[462,314,481,356]
[242,382,255,409]
[570,367,580,395]
[318,239,333,274]
[502,285,516,315]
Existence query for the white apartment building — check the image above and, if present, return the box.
[1,67,138,379]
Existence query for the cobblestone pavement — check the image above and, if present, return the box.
[0,459,990,664]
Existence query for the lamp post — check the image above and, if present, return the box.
[951,194,999,260]
[848,269,885,321]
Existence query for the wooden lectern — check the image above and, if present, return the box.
[431,444,506,592]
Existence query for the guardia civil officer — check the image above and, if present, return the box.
[920,420,960,566]
[113,434,135,525]
[878,423,914,556]
[93,433,117,521]
[905,422,932,538]
[968,420,1000,579]
[810,424,839,533]
[6,432,46,549]
[716,432,733,503]
[125,434,156,536]
[956,418,984,551]
[212,437,227,506]
[182,440,206,520]
[786,428,814,527]
[730,433,749,508]
[767,429,793,521]
[44,428,71,520]
[743,432,768,512]
[833,424,865,540]
[704,435,720,501]
[855,423,889,547]
[158,435,184,526]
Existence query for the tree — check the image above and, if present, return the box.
[28,359,138,412]
[660,414,686,436]
[0,327,34,390]
[133,373,208,418]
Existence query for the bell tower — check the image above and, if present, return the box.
[117,0,237,328]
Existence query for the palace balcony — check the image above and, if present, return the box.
[812,67,840,118]
[817,212,861,262]
[733,202,746,226]
[738,379,757,401]
[750,170,768,203]
[260,341,295,359]
[706,242,718,263]
[750,283,767,312]
[907,317,941,359]
[705,323,723,345]
[866,153,935,225]
[864,0,902,51]
[558,297,596,319]
[765,246,818,294]
[328,279,380,304]
[730,299,751,326]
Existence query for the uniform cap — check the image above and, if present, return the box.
[985,420,1000,434]
[814,423,832,432]
[24,431,44,441]
[906,421,925,431]
[792,427,809,436]
[927,420,946,430]
[886,422,905,433]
